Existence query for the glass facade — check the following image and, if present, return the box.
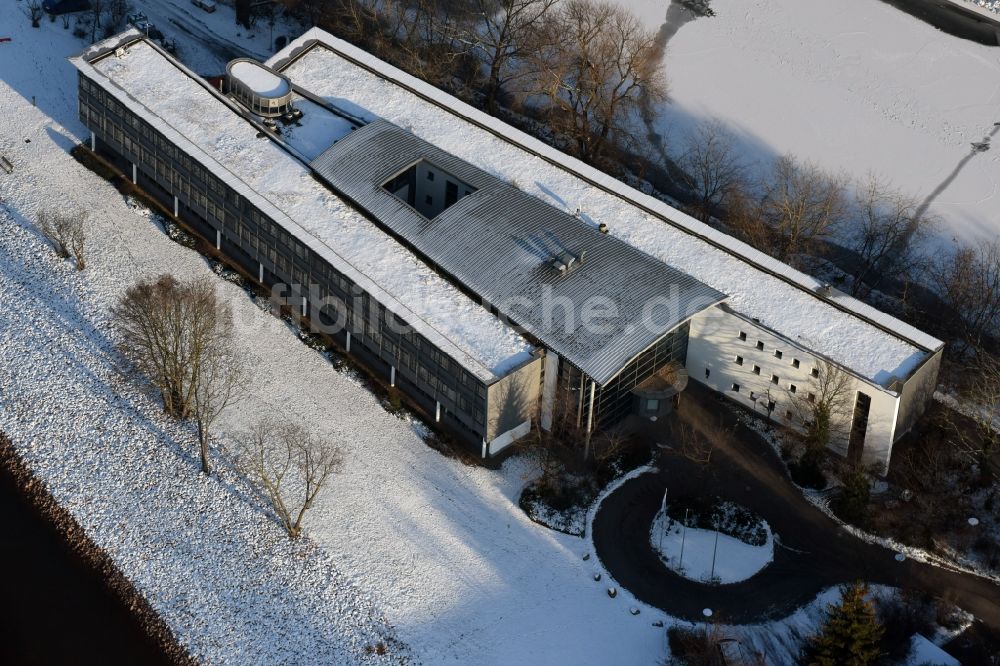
[556,322,690,430]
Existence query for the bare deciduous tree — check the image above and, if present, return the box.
[452,0,558,114]
[114,275,243,473]
[89,0,104,43]
[237,418,344,538]
[849,175,931,297]
[105,0,132,34]
[677,118,749,223]
[952,349,1000,460]
[525,0,666,163]
[25,0,44,27]
[794,358,855,461]
[670,399,731,467]
[931,239,1000,355]
[758,155,847,266]
[193,341,246,475]
[37,209,86,270]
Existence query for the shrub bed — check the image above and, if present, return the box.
[665,496,768,547]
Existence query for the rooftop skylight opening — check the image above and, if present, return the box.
[383,160,476,219]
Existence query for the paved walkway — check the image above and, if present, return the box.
[591,385,1000,627]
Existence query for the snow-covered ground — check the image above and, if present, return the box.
[619,0,1000,247]
[650,510,774,584]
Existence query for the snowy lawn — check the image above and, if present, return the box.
[650,509,774,584]
[619,0,1000,247]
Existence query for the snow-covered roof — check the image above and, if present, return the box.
[269,29,944,387]
[71,31,533,382]
[311,119,725,385]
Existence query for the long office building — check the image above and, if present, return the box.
[71,29,944,470]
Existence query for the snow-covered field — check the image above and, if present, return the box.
[620,0,1000,247]
[650,510,774,584]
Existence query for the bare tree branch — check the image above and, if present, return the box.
[849,174,932,297]
[237,418,344,538]
[758,155,847,266]
[522,0,666,163]
[677,118,749,223]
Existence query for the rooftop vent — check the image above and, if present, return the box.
[550,250,586,273]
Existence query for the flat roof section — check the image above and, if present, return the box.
[311,120,727,386]
[73,32,533,382]
[270,30,943,387]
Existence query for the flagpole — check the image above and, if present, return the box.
[678,508,689,572]
[659,488,668,553]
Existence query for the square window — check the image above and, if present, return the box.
[792,359,800,368]
[789,384,797,393]
[739,331,747,341]
[808,392,816,402]
[771,374,779,385]
[753,365,761,375]
[646,399,659,411]
[735,355,744,366]
[767,400,776,411]
[426,171,435,181]
[756,341,764,351]
[785,410,794,420]
[749,391,756,400]
[425,194,433,205]
[731,383,740,392]
[774,350,783,359]
[811,367,820,378]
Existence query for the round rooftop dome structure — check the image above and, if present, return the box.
[225,58,293,118]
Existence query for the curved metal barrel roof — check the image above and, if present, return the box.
[311,120,726,385]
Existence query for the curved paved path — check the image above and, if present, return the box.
[592,387,1000,627]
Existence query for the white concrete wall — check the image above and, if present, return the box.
[894,348,942,442]
[686,306,902,471]
[412,161,474,218]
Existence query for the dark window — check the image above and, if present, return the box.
[753,365,761,375]
[792,359,800,368]
[774,350,783,359]
[756,341,764,351]
[731,383,740,392]
[785,410,793,420]
[705,368,710,379]
[739,331,747,341]
[789,384,797,393]
[811,367,820,378]
[767,400,776,411]
[735,356,744,366]
[425,194,433,206]
[771,374,779,385]
[426,170,435,181]
[445,180,458,207]
[808,392,816,402]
